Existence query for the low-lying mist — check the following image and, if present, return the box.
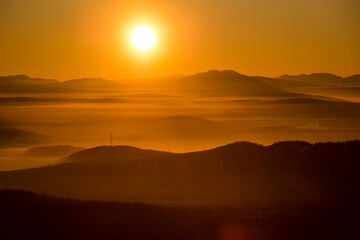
[1,71,360,170]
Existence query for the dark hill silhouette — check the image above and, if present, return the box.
[267,141,311,154]
[10,145,85,171]
[174,70,290,96]
[191,69,247,80]
[0,74,59,85]
[278,73,357,86]
[345,74,360,84]
[0,75,64,93]
[61,78,119,88]
[1,71,359,94]
[1,189,357,240]
[0,140,358,207]
[253,76,314,88]
[0,75,120,93]
[64,145,170,163]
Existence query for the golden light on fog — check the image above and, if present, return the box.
[131,26,156,50]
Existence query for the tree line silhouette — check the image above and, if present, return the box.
[0,189,358,240]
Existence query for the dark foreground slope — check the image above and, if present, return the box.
[0,141,359,207]
[0,189,357,240]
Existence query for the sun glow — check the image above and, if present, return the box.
[131,26,156,50]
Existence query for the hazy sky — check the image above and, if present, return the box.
[0,0,359,79]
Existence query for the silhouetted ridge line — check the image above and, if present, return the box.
[1,71,359,94]
[192,69,248,78]
[279,73,342,79]
[64,145,171,162]
[0,140,359,207]
[0,74,31,80]
[276,73,360,86]
[1,189,357,240]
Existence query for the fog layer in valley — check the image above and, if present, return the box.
[1,70,360,170]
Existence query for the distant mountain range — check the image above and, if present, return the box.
[0,75,120,93]
[173,70,288,96]
[278,73,360,85]
[1,140,358,207]
[1,70,358,95]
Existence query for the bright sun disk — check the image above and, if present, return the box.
[131,26,156,50]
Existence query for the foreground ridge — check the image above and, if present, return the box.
[0,189,357,240]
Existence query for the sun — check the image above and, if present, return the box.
[131,26,156,50]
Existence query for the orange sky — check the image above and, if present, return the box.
[0,0,359,80]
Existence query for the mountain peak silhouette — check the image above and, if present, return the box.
[64,145,171,163]
[278,73,345,85]
[175,70,289,96]
[280,73,341,79]
[308,73,342,79]
[345,74,360,83]
[0,74,30,80]
[0,140,359,207]
[191,70,248,80]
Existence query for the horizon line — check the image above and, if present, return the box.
[1,70,359,82]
